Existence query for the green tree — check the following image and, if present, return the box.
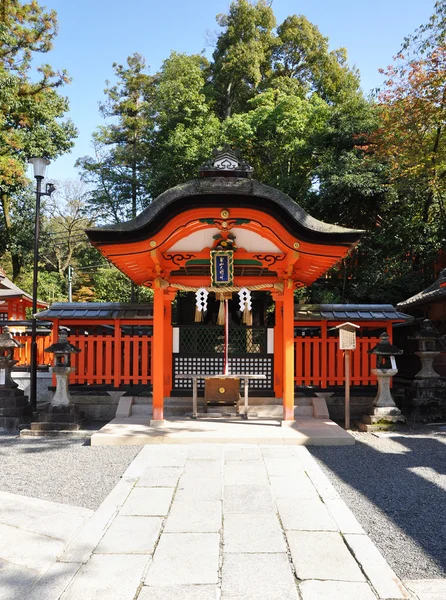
[76,53,153,223]
[150,52,222,197]
[0,0,77,280]
[211,0,276,118]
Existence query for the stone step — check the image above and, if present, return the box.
[132,396,152,405]
[295,397,313,407]
[37,412,80,423]
[294,406,314,417]
[131,404,152,416]
[30,421,83,431]
[0,395,29,408]
[0,388,26,398]
[362,414,405,425]
[0,415,32,432]
[0,406,33,418]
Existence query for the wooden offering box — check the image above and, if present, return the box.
[204,377,241,414]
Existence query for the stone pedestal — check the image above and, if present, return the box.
[51,366,75,406]
[27,404,84,435]
[0,332,32,433]
[408,379,446,423]
[415,351,441,379]
[0,387,33,433]
[358,368,405,431]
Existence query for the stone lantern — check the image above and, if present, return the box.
[0,326,32,432]
[409,319,441,379]
[408,319,446,422]
[44,327,80,406]
[0,326,23,389]
[359,333,405,430]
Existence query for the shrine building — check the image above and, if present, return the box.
[84,148,367,422]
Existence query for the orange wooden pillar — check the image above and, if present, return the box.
[272,292,283,398]
[282,280,295,420]
[152,281,165,422]
[163,290,175,397]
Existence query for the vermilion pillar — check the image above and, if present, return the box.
[163,290,175,397]
[272,293,283,398]
[282,281,295,420]
[152,282,165,422]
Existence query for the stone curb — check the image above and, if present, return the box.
[295,447,413,600]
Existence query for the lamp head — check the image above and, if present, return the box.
[29,157,50,179]
[45,183,56,196]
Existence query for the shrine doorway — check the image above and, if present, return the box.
[172,291,274,396]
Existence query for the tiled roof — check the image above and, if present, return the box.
[398,269,446,308]
[0,270,47,307]
[295,304,412,322]
[37,302,153,320]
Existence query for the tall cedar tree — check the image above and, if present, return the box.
[0,0,77,280]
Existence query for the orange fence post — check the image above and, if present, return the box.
[282,282,294,420]
[152,283,165,421]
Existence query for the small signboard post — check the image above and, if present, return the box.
[335,322,360,430]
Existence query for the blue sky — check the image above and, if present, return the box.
[41,0,436,181]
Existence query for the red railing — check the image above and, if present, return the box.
[69,333,153,387]
[2,333,50,367]
[294,336,379,387]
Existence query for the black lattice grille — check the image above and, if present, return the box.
[173,356,273,391]
[180,327,266,355]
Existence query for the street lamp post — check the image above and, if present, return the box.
[28,157,55,412]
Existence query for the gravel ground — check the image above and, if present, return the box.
[0,434,141,510]
[310,426,446,580]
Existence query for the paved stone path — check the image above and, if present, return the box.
[0,444,425,599]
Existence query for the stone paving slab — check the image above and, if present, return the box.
[223,513,287,553]
[404,579,446,600]
[221,553,299,600]
[119,487,174,516]
[176,474,222,501]
[263,456,304,477]
[345,533,412,599]
[323,497,365,535]
[137,585,219,600]
[299,580,378,600]
[0,491,92,542]
[224,460,269,485]
[136,466,183,487]
[145,533,220,586]
[59,476,136,564]
[0,523,66,572]
[164,500,222,533]
[95,516,163,554]
[25,562,81,600]
[276,497,337,531]
[224,446,262,461]
[223,484,275,513]
[286,531,366,581]
[0,558,39,600]
[269,474,320,500]
[184,459,223,477]
[61,554,150,600]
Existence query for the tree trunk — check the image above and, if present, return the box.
[0,192,22,281]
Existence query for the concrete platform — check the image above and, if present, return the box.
[91,416,355,446]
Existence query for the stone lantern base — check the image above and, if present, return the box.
[25,404,84,435]
[358,368,405,432]
[408,378,446,423]
[0,387,33,434]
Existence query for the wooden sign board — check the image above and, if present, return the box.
[339,328,356,350]
[336,322,359,350]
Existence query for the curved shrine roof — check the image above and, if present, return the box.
[86,177,363,247]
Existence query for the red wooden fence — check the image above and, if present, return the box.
[294,336,379,387]
[69,332,153,386]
